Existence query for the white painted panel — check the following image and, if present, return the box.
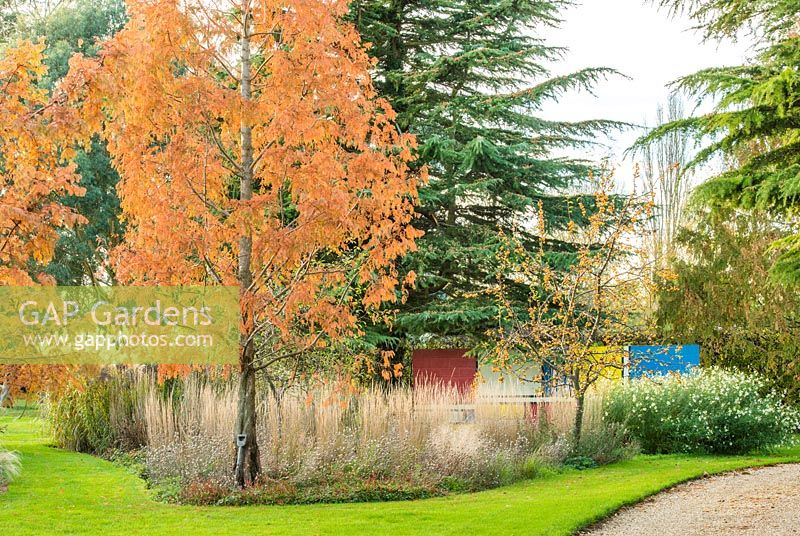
[476,362,541,399]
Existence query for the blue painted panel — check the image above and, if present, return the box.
[541,361,571,395]
[628,344,700,378]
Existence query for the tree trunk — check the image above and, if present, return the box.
[234,8,261,488]
[235,343,260,486]
[573,391,585,447]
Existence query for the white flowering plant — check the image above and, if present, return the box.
[604,368,800,454]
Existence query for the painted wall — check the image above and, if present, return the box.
[476,362,541,398]
[628,344,700,378]
[411,349,477,393]
[412,344,701,395]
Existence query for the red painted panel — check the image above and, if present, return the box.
[412,349,477,393]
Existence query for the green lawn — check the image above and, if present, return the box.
[2,412,799,535]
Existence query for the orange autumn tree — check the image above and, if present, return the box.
[0,41,89,403]
[0,41,87,285]
[66,0,421,485]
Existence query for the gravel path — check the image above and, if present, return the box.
[583,464,800,536]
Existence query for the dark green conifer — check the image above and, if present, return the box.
[354,0,621,341]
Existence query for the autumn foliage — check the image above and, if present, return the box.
[66,0,420,340]
[0,41,88,286]
[0,41,95,401]
[56,0,421,484]
[0,0,421,486]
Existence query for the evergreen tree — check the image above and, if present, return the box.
[640,0,800,282]
[353,0,621,341]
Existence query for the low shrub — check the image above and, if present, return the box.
[605,368,800,454]
[573,422,639,466]
[533,431,573,466]
[520,455,559,479]
[532,398,640,468]
[179,476,443,506]
[145,434,234,489]
[563,455,597,470]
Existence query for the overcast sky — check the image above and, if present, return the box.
[538,0,755,169]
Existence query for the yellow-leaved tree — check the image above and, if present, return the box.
[477,171,659,444]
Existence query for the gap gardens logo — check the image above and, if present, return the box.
[0,286,239,365]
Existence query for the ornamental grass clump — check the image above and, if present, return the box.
[46,370,637,504]
[0,425,20,487]
[605,368,800,454]
[0,449,20,487]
